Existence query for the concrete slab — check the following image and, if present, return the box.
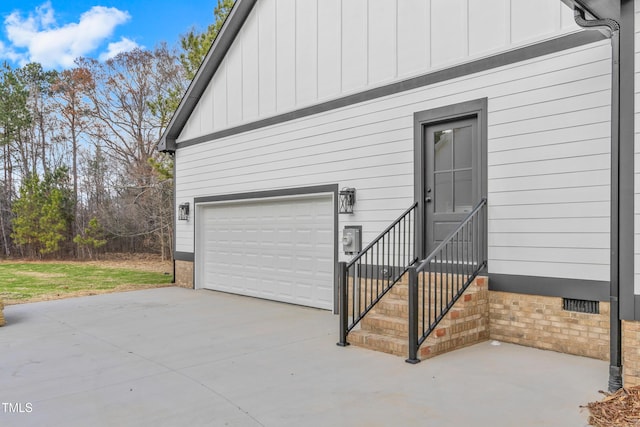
[0,287,606,426]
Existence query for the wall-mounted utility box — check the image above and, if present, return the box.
[342,226,362,255]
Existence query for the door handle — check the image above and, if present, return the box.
[426,187,432,203]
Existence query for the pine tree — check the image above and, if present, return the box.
[73,217,107,259]
[180,0,235,80]
[11,167,72,258]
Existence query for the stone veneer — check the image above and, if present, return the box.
[174,260,194,289]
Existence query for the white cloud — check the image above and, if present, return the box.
[99,37,140,61]
[2,1,133,68]
[0,40,22,64]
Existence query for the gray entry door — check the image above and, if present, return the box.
[425,117,479,254]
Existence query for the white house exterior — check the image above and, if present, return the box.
[160,0,640,386]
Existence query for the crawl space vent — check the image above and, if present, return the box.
[562,298,599,314]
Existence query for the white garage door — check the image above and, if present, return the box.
[196,194,334,310]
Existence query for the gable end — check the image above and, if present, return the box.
[158,0,257,152]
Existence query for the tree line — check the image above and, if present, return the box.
[0,0,234,260]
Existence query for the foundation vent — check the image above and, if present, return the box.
[562,298,599,314]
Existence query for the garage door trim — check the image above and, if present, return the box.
[194,184,339,312]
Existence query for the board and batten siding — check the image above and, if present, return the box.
[176,39,612,282]
[177,0,580,143]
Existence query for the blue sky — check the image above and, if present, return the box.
[0,1,219,69]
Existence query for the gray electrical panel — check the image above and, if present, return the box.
[342,226,362,255]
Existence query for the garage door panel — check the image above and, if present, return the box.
[197,194,334,310]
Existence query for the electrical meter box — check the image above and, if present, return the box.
[342,226,362,255]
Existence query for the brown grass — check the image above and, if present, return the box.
[0,253,174,304]
[10,283,173,304]
[0,253,172,274]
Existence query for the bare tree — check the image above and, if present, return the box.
[52,67,94,243]
[0,40,187,259]
[78,45,182,259]
[18,63,58,176]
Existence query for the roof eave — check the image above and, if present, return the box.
[157,0,258,153]
[561,0,620,20]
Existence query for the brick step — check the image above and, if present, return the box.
[349,323,474,359]
[382,291,482,307]
[371,297,472,319]
[362,277,488,317]
[350,296,478,320]
[421,328,490,358]
[360,312,409,338]
[348,330,436,359]
[346,270,466,293]
[348,330,409,357]
[348,275,489,361]
[370,298,409,317]
[389,280,485,299]
[427,316,487,340]
[348,274,486,302]
[359,311,466,336]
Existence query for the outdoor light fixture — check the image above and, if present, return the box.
[178,202,190,221]
[339,188,356,214]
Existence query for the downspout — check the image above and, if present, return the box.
[573,7,622,392]
[171,150,176,285]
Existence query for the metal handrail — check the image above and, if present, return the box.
[337,202,418,346]
[348,202,418,269]
[416,198,487,273]
[407,198,487,363]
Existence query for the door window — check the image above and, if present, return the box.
[433,125,473,214]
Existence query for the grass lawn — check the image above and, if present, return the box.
[0,262,173,304]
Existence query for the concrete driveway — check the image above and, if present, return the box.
[1,287,605,426]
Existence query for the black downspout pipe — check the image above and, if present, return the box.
[573,7,623,393]
[171,151,177,284]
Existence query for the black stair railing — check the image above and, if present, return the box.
[406,198,487,363]
[337,202,418,346]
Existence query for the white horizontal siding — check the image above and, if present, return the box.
[490,218,609,234]
[176,40,611,282]
[488,260,607,280]
[488,202,609,220]
[489,232,609,249]
[489,169,610,192]
[491,246,608,266]
[177,0,580,142]
[489,186,609,206]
